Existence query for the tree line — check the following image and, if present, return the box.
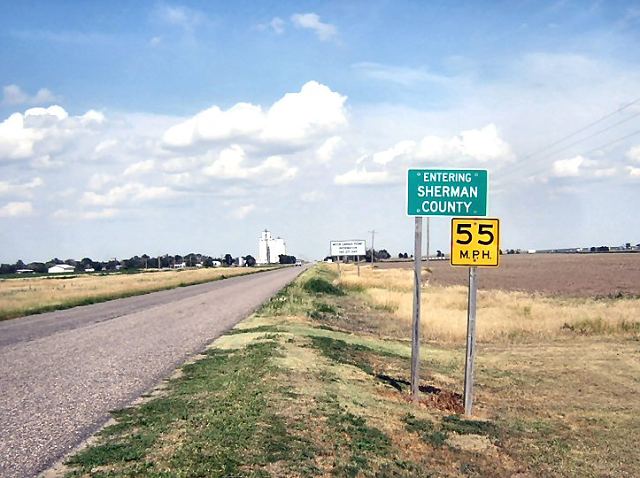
[0,252,260,275]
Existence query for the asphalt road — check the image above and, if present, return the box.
[0,266,305,478]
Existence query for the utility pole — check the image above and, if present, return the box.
[368,230,376,263]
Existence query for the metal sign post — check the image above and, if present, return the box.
[411,217,423,402]
[464,266,478,416]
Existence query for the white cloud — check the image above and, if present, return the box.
[0,105,106,162]
[230,204,256,219]
[163,81,347,151]
[2,84,58,106]
[202,145,297,183]
[334,167,394,186]
[551,155,595,177]
[124,160,155,176]
[291,13,337,41]
[415,124,512,162]
[627,145,640,163]
[0,201,33,217]
[316,136,343,163]
[360,124,512,174]
[0,177,43,197]
[372,140,416,165]
[81,183,176,207]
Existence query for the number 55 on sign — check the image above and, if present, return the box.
[451,218,500,267]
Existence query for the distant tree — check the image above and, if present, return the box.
[74,262,85,272]
[27,262,47,273]
[436,250,444,258]
[278,254,296,264]
[0,263,16,274]
[223,254,234,266]
[244,255,256,267]
[202,257,214,267]
[94,262,103,272]
[15,259,26,270]
[377,249,391,260]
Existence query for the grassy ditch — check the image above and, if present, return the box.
[0,266,276,321]
[62,264,640,477]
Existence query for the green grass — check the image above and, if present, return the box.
[66,341,319,477]
[61,264,640,478]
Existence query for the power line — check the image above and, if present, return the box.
[522,96,640,160]
[580,127,640,158]
[529,109,640,162]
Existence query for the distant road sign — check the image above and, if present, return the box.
[330,240,366,256]
[407,169,488,216]
[450,218,500,267]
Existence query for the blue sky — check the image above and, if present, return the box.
[1,1,640,262]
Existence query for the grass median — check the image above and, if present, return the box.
[60,264,640,477]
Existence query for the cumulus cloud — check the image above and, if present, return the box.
[291,13,337,41]
[0,105,105,162]
[202,145,297,183]
[372,140,416,165]
[0,201,33,217]
[0,177,43,197]
[334,167,394,186]
[316,136,342,163]
[163,81,347,151]
[415,124,512,162]
[551,155,595,177]
[2,84,58,106]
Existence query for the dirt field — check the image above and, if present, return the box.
[374,253,640,298]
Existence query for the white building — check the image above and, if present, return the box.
[258,229,286,264]
[48,264,75,274]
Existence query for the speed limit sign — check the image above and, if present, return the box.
[450,218,500,267]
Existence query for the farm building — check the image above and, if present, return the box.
[48,264,75,274]
[258,229,286,264]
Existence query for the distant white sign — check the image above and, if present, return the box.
[330,240,366,256]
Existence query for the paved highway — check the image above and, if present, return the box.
[0,266,305,478]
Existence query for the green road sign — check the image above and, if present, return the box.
[407,168,488,216]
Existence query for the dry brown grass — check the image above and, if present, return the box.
[337,264,640,342]
[0,267,269,320]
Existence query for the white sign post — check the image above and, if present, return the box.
[330,240,366,277]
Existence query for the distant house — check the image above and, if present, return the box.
[84,268,95,273]
[16,269,35,274]
[173,262,186,269]
[212,260,222,268]
[48,264,75,274]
